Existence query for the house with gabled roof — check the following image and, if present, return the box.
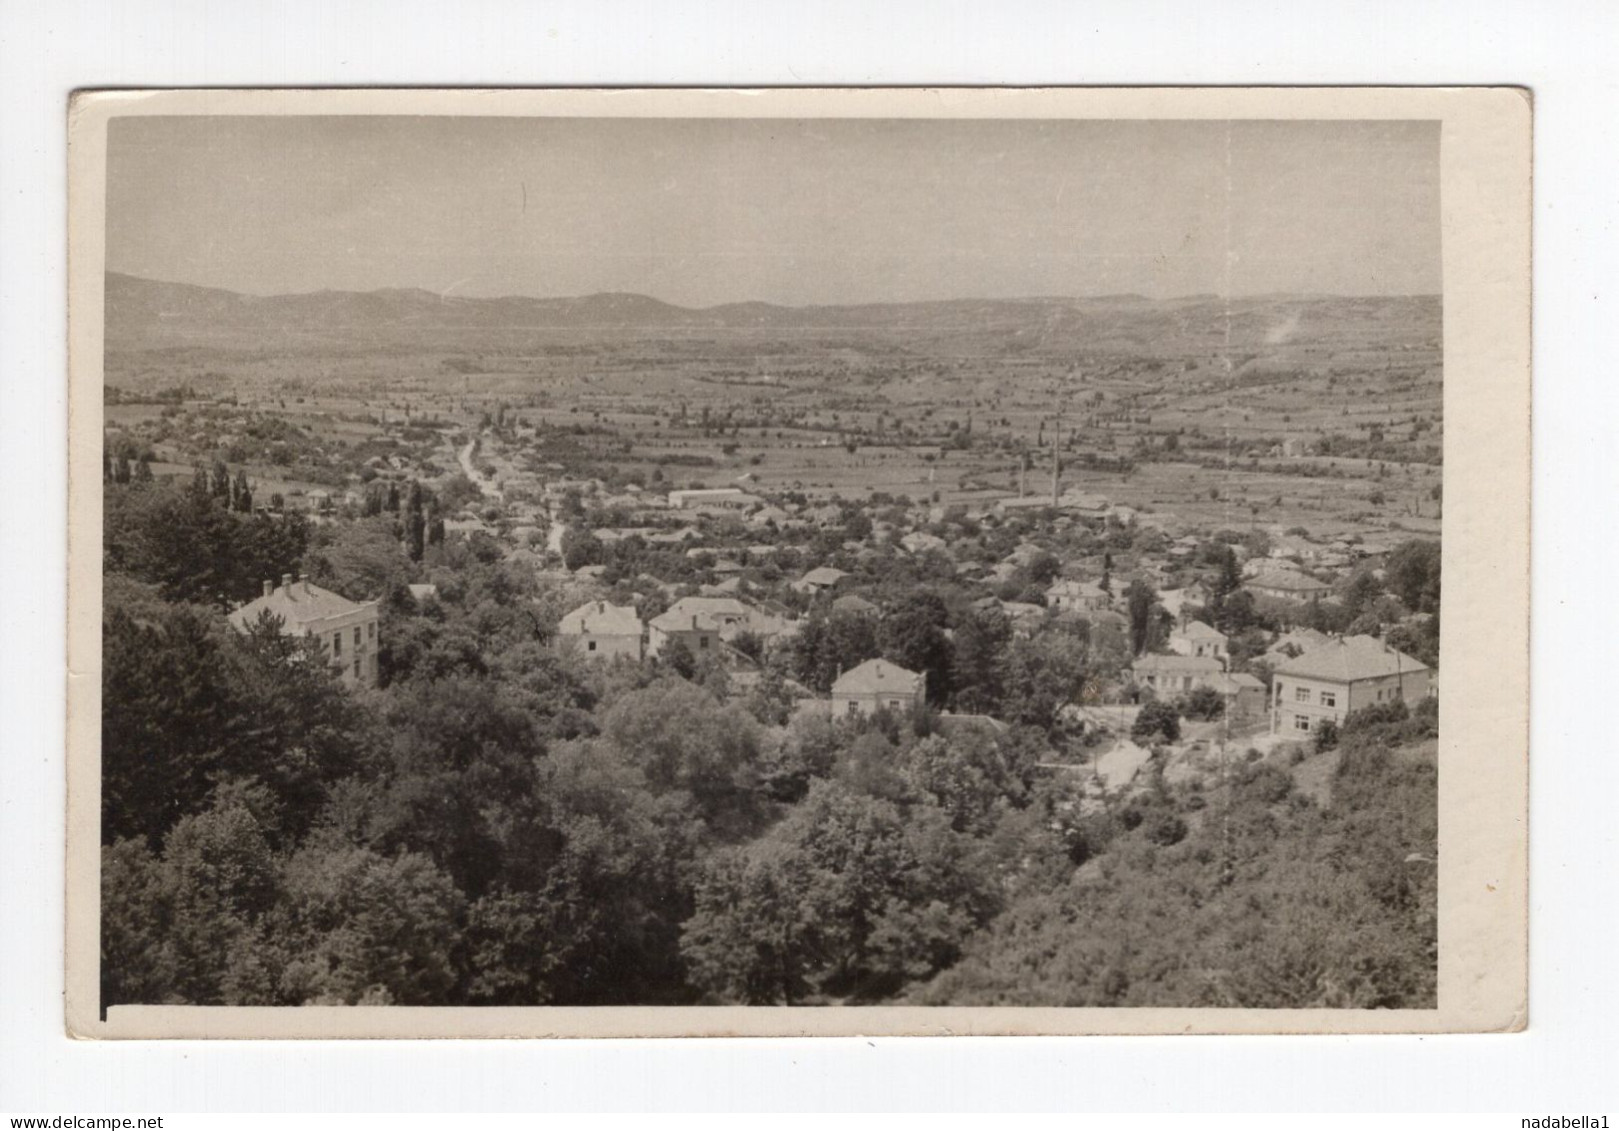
[1047,578,1110,613]
[792,566,849,595]
[832,594,881,619]
[228,573,380,688]
[1130,653,1225,697]
[1269,635,1431,736]
[557,600,645,661]
[647,596,753,658]
[831,659,925,718]
[1246,569,1335,602]
[1168,619,1228,661]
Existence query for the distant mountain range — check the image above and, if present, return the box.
[104,272,1441,356]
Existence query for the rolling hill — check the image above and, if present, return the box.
[104,272,1441,361]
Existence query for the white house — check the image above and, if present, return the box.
[1168,620,1228,661]
[1269,635,1432,736]
[228,573,380,689]
[831,659,926,718]
[557,600,645,661]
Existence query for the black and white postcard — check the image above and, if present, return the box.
[64,87,1530,1037]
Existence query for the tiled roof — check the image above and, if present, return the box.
[558,600,643,638]
[229,578,372,631]
[833,658,924,697]
[799,567,849,587]
[1207,672,1265,694]
[1049,579,1106,598]
[650,596,750,633]
[1176,621,1227,640]
[1249,571,1333,592]
[1273,635,1429,683]
[1270,627,1332,653]
[1131,653,1224,674]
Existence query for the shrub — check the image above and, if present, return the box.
[1181,686,1225,721]
[1239,762,1294,804]
[1132,701,1181,744]
[1313,718,1340,753]
[1144,812,1188,847]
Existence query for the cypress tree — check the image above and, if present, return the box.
[406,481,426,561]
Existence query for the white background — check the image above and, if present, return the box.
[2,0,1614,1113]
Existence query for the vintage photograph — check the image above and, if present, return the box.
[68,90,1527,1036]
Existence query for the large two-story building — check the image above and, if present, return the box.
[1269,635,1432,736]
[228,573,380,688]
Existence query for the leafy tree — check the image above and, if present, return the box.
[1023,550,1060,587]
[306,515,411,601]
[560,529,603,572]
[681,781,990,1003]
[102,580,239,844]
[425,730,692,1006]
[660,636,697,680]
[900,730,1030,834]
[599,679,766,836]
[105,480,308,606]
[879,592,952,705]
[276,834,465,1005]
[789,607,880,694]
[950,607,1009,715]
[1181,685,1225,721]
[1132,700,1181,744]
[101,794,281,1008]
[1001,631,1088,730]
[1385,539,1441,615]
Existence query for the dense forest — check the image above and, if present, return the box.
[100,475,1437,1010]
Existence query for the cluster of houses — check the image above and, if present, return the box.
[1127,615,1431,736]
[210,425,1434,750]
[556,593,801,663]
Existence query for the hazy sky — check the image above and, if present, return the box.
[106,116,1440,306]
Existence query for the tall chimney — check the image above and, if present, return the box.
[280,573,292,594]
[263,580,274,597]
